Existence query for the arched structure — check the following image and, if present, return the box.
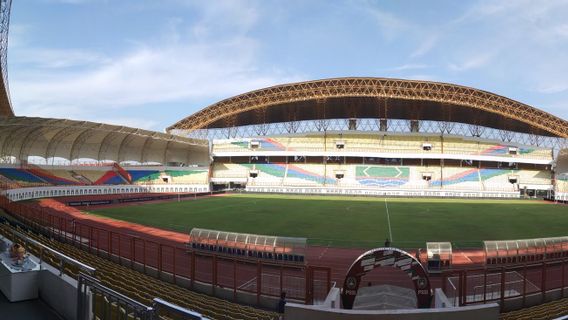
[168,77,568,138]
[0,117,209,164]
[341,247,432,309]
[0,0,12,118]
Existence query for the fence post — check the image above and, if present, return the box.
[500,267,505,312]
[522,263,527,307]
[280,266,283,298]
[130,238,135,269]
[233,258,237,301]
[95,228,99,256]
[541,261,547,302]
[142,239,146,274]
[118,234,122,265]
[108,231,112,259]
[190,251,195,289]
[462,270,468,306]
[457,271,463,306]
[256,261,262,305]
[483,269,487,304]
[158,244,163,279]
[89,226,93,254]
[212,255,217,295]
[562,259,566,299]
[172,246,176,284]
[305,266,313,305]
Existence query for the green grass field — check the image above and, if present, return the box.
[89,194,568,248]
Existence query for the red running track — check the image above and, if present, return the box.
[3,196,567,305]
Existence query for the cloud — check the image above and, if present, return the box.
[554,24,568,38]
[12,48,109,69]
[11,38,301,118]
[179,0,260,39]
[92,117,160,131]
[10,2,303,130]
[41,0,101,4]
[364,5,410,40]
[402,74,440,82]
[390,64,429,71]
[448,52,494,72]
[535,83,568,94]
[410,35,438,58]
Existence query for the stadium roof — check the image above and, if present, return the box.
[0,0,13,119]
[168,77,568,138]
[0,117,209,164]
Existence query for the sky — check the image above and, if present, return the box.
[7,0,568,132]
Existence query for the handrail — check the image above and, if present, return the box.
[3,225,96,275]
[152,298,204,320]
[78,273,154,320]
[79,273,153,311]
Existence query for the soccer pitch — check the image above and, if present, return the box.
[89,193,568,248]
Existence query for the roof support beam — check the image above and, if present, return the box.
[167,77,568,138]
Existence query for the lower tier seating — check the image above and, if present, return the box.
[0,219,277,320]
[217,163,551,192]
[500,297,568,320]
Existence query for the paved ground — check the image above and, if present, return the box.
[0,291,63,320]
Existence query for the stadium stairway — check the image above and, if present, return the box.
[69,170,94,184]
[0,219,278,320]
[113,163,132,184]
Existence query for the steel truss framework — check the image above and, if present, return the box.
[168,77,568,138]
[0,117,209,165]
[177,118,568,152]
[0,0,11,118]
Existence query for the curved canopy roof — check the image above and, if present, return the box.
[0,0,13,118]
[0,117,209,164]
[168,77,568,138]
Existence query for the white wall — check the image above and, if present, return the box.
[245,186,519,199]
[284,302,500,320]
[2,184,210,202]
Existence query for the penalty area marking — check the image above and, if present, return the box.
[384,198,393,242]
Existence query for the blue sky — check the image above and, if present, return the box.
[8,0,568,131]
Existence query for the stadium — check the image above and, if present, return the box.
[1,2,568,320]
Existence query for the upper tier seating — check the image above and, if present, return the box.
[165,169,209,184]
[212,134,552,160]
[127,170,161,183]
[26,168,81,185]
[128,169,210,185]
[0,168,45,183]
[0,165,211,188]
[212,163,250,179]
[557,176,568,193]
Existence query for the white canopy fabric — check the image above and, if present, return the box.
[0,117,209,165]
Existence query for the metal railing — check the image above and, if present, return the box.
[152,298,205,320]
[0,223,95,277]
[78,273,207,320]
[77,273,154,320]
